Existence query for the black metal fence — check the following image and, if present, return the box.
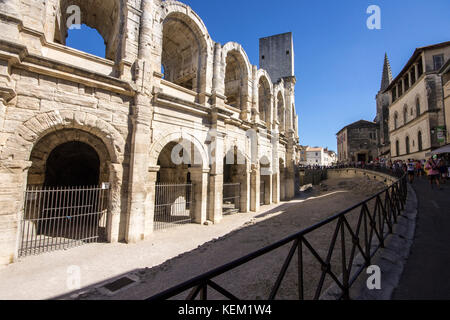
[154,183,193,231]
[147,168,408,300]
[19,185,108,257]
[223,183,240,215]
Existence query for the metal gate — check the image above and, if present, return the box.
[223,183,240,215]
[154,183,193,231]
[19,185,109,258]
[260,180,265,205]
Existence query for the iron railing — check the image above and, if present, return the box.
[223,183,241,215]
[19,185,108,257]
[147,168,407,300]
[154,183,193,231]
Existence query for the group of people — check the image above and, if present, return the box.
[336,154,449,190]
[395,155,448,189]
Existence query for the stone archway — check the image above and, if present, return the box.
[149,131,210,228]
[223,147,250,214]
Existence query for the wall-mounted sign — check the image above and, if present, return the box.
[436,126,446,143]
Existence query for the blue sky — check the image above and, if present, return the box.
[67,0,450,152]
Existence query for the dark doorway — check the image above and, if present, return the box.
[44,141,100,187]
[357,153,366,162]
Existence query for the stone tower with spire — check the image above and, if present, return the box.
[376,53,393,159]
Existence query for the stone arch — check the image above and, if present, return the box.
[222,42,252,110]
[160,1,213,92]
[256,69,273,124]
[149,131,210,171]
[394,112,399,130]
[1,110,125,165]
[222,42,252,81]
[27,129,112,187]
[403,104,408,125]
[415,94,421,117]
[54,0,126,61]
[275,88,286,132]
[417,129,423,151]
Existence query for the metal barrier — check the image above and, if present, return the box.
[260,180,265,205]
[223,183,240,215]
[154,183,193,231]
[147,169,407,300]
[19,185,108,257]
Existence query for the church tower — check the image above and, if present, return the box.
[376,53,393,159]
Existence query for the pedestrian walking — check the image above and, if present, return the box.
[407,159,415,183]
[425,155,441,189]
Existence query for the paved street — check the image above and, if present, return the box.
[393,177,450,300]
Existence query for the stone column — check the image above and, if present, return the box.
[250,164,260,212]
[0,160,31,266]
[106,163,123,243]
[189,167,209,224]
[238,163,251,213]
[263,174,273,205]
[414,63,419,82]
[125,0,154,243]
[251,65,258,122]
[207,133,224,224]
[143,166,159,237]
[272,172,280,204]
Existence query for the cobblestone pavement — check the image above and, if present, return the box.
[393,177,450,300]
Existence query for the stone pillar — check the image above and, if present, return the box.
[272,172,280,204]
[212,42,224,96]
[207,126,225,223]
[280,168,286,201]
[125,94,152,243]
[263,174,272,205]
[189,166,209,224]
[238,163,251,213]
[125,0,154,243]
[250,164,260,212]
[106,163,123,243]
[414,63,419,81]
[0,160,31,266]
[251,65,258,122]
[143,166,159,237]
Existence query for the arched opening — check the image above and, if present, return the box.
[155,141,193,230]
[418,131,423,152]
[403,106,408,125]
[65,24,106,58]
[44,142,99,187]
[153,138,207,230]
[223,148,247,215]
[224,51,245,109]
[54,0,122,61]
[21,130,112,256]
[416,97,421,117]
[396,140,400,156]
[394,112,399,130]
[161,15,203,91]
[258,77,271,124]
[405,136,410,155]
[277,92,285,133]
[279,159,286,201]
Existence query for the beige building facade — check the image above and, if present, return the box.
[0,0,300,265]
[386,42,450,161]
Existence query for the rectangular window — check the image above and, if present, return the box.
[433,54,444,71]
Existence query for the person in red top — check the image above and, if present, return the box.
[425,155,441,189]
[415,160,423,177]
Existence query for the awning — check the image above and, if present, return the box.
[430,144,450,155]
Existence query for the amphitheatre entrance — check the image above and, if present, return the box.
[19,130,111,257]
